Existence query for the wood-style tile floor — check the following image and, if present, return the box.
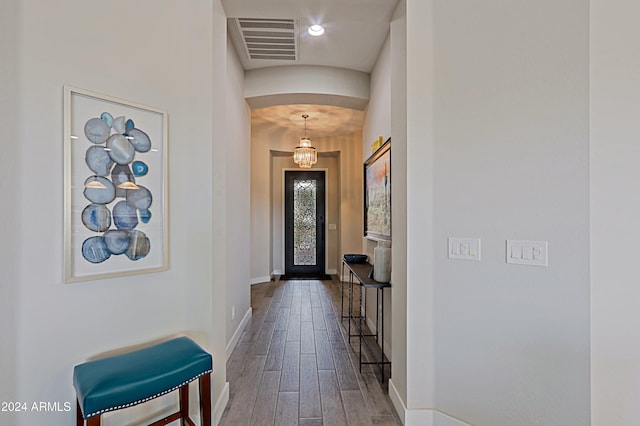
[219,277,401,426]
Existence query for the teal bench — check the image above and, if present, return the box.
[73,336,212,426]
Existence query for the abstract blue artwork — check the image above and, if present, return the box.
[65,86,168,282]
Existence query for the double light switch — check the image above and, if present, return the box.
[506,240,548,267]
[448,237,481,261]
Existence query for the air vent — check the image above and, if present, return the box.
[235,18,297,61]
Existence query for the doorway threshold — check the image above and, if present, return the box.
[278,273,333,281]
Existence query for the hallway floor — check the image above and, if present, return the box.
[219,277,400,426]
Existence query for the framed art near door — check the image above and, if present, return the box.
[364,138,391,241]
[64,86,169,282]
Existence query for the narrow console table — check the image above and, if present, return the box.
[341,259,391,382]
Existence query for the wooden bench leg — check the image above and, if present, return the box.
[76,400,83,426]
[76,400,100,425]
[199,374,211,426]
[179,384,189,425]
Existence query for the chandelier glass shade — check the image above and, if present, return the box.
[294,137,317,168]
[293,115,317,168]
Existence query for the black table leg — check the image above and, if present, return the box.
[341,262,343,318]
[359,282,363,372]
[380,288,385,382]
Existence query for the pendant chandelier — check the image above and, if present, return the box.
[293,114,317,168]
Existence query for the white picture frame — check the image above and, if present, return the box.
[64,86,169,282]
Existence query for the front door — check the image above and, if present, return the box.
[284,170,326,277]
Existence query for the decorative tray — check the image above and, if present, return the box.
[343,254,368,264]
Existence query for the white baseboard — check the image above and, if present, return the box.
[388,381,470,426]
[388,379,409,423]
[250,276,271,285]
[405,409,434,426]
[327,268,338,275]
[272,269,284,276]
[434,411,471,426]
[226,307,252,360]
[404,410,470,426]
[213,381,229,425]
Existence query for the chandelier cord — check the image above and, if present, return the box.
[303,114,309,137]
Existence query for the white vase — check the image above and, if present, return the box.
[373,242,391,283]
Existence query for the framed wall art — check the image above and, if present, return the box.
[364,138,391,241]
[64,86,169,282]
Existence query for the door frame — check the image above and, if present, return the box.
[281,168,329,275]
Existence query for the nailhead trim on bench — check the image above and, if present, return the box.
[84,369,212,419]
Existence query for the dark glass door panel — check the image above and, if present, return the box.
[284,171,325,276]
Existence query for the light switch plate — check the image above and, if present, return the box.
[506,240,548,267]
[448,237,481,261]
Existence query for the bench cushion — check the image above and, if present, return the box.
[73,336,212,419]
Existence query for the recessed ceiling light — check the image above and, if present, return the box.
[308,24,325,36]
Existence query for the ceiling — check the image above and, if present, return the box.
[223,0,399,72]
[252,104,365,139]
[222,0,398,137]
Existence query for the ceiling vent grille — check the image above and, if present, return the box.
[235,18,297,61]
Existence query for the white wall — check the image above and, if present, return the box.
[430,0,590,425]
[363,35,392,150]
[9,1,231,424]
[0,1,20,424]
[590,1,640,424]
[225,41,252,344]
[406,0,436,416]
[245,66,370,110]
[389,0,409,413]
[362,32,394,360]
[210,2,232,418]
[362,31,392,262]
